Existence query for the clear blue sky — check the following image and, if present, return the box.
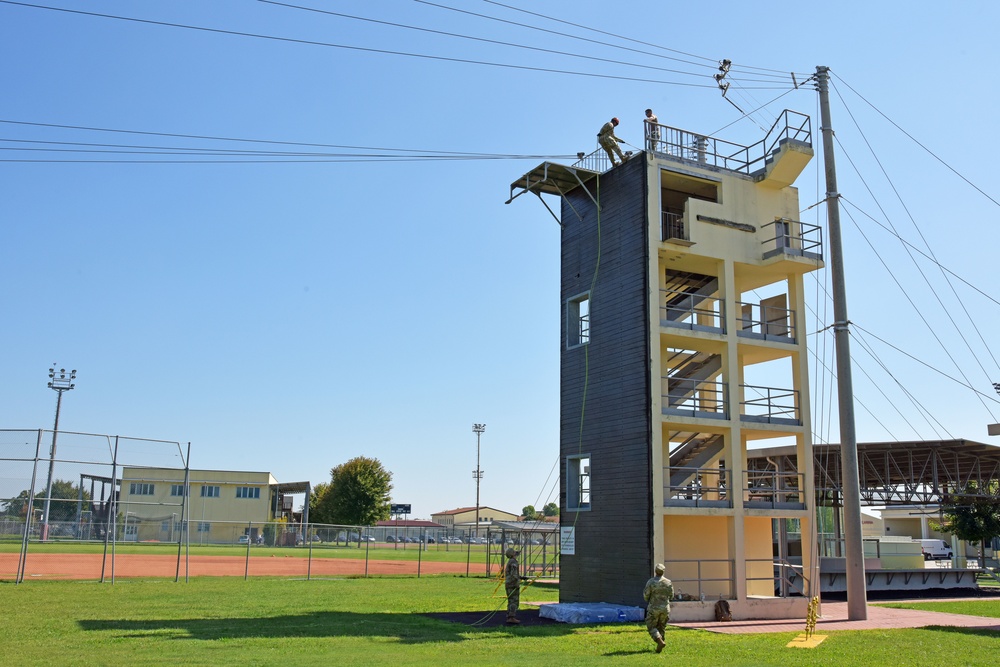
[2,0,999,518]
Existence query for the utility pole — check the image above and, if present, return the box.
[816,65,867,620]
[42,365,76,541]
[472,423,485,539]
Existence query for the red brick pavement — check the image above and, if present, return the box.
[670,600,1000,634]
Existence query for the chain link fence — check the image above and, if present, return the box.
[1,429,560,583]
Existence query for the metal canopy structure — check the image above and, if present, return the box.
[505,161,600,225]
[748,439,1000,506]
[272,480,312,526]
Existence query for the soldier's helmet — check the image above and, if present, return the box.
[505,548,520,558]
[655,563,665,574]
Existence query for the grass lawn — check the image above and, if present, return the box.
[876,599,1000,618]
[4,576,999,667]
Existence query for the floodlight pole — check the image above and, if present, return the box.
[473,423,485,539]
[816,66,867,620]
[41,365,76,542]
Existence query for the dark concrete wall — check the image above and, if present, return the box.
[559,157,653,606]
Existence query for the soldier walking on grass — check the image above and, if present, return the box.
[505,547,522,625]
[643,563,674,653]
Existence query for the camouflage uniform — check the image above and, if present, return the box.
[504,548,522,624]
[598,119,626,166]
[643,565,674,652]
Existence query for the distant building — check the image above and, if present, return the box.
[431,506,519,533]
[118,467,310,544]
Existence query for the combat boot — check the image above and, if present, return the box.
[506,617,520,625]
[654,636,665,653]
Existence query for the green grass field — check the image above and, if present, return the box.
[4,576,1000,667]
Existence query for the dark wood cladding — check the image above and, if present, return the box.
[560,157,653,606]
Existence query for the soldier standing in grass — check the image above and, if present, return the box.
[643,563,674,653]
[505,547,522,625]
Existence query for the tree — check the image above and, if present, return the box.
[308,482,331,523]
[314,457,392,527]
[522,505,537,520]
[542,502,559,517]
[939,483,1000,568]
[2,479,90,522]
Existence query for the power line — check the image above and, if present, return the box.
[261,0,784,83]
[850,329,951,440]
[832,129,1000,416]
[0,157,573,164]
[839,198,1000,310]
[837,198,999,423]
[832,71,1000,210]
[0,118,568,158]
[852,324,1000,409]
[0,1,778,89]
[477,0,806,79]
[706,86,801,137]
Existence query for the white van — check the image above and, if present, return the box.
[917,539,953,560]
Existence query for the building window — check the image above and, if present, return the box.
[567,455,591,511]
[170,484,188,497]
[201,485,220,498]
[197,522,211,533]
[235,486,260,499]
[567,292,591,348]
[129,482,154,496]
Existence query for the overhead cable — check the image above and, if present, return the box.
[261,0,784,82]
[478,0,806,79]
[0,1,768,88]
[833,71,1000,209]
[831,80,1000,381]
[833,134,1000,411]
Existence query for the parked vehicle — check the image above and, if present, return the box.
[917,539,953,560]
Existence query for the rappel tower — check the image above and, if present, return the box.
[508,110,822,619]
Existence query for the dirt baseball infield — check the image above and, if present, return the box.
[1,553,476,580]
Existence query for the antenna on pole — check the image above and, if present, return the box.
[815,65,868,621]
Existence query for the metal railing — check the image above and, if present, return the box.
[737,302,795,341]
[761,218,823,260]
[661,288,724,332]
[743,470,805,507]
[662,378,728,419]
[662,209,685,241]
[663,558,735,600]
[740,384,800,424]
[644,110,812,175]
[572,147,635,173]
[665,466,731,508]
[745,558,811,597]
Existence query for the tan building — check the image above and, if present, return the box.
[118,467,309,545]
[431,506,519,533]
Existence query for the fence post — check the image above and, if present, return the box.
[466,534,471,577]
[417,529,423,578]
[244,520,252,580]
